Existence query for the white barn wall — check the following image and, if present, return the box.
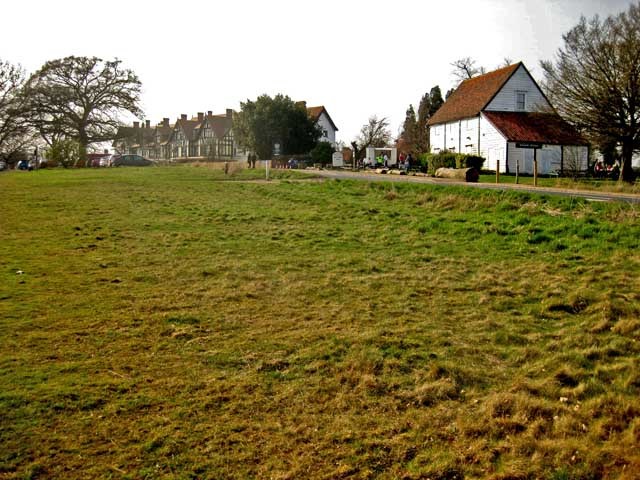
[479,115,507,172]
[562,146,589,172]
[447,121,458,151]
[430,118,480,154]
[506,144,588,174]
[485,65,551,112]
[461,117,480,154]
[430,124,446,152]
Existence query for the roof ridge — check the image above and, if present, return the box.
[427,62,522,126]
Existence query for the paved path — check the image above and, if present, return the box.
[302,169,640,205]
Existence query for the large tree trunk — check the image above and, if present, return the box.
[620,137,636,183]
[77,131,89,168]
[435,167,479,182]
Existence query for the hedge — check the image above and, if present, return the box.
[419,152,485,175]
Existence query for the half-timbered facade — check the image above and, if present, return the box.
[114,104,338,161]
[113,109,246,161]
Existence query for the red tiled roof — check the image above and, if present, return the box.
[483,112,588,146]
[307,105,338,131]
[427,63,522,125]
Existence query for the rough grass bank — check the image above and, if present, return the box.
[1,167,639,479]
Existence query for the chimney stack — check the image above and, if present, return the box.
[145,120,151,128]
[197,112,204,122]
[226,108,233,119]
[133,121,140,128]
[207,110,212,116]
[162,118,170,127]
[181,114,187,121]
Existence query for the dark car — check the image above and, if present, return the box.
[17,160,34,171]
[111,154,152,167]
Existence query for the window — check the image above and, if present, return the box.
[516,91,526,111]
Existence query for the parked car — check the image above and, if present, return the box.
[17,160,33,171]
[0,161,7,171]
[111,154,152,167]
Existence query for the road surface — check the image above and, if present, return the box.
[301,169,640,205]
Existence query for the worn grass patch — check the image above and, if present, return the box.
[1,166,639,479]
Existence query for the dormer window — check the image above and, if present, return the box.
[516,91,526,111]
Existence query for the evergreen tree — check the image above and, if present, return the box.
[414,86,445,154]
[428,86,444,117]
[400,104,418,154]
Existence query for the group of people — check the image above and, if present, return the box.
[398,153,413,172]
[362,152,413,172]
[593,160,620,180]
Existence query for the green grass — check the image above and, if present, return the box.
[479,173,640,194]
[1,166,639,479]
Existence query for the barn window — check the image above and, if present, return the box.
[516,91,526,111]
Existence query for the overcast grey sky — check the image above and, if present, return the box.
[1,0,635,143]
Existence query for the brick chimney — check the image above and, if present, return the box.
[197,112,204,122]
[162,118,170,127]
[133,121,140,128]
[226,108,233,119]
[181,114,187,121]
[207,110,212,116]
[145,120,151,128]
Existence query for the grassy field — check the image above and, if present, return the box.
[1,166,639,479]
[478,173,640,194]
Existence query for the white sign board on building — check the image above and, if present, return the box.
[332,152,344,167]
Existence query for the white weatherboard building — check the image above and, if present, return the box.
[306,106,339,146]
[428,62,589,174]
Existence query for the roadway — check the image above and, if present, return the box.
[301,169,640,205]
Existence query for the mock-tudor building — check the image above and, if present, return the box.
[113,105,337,161]
[113,109,244,161]
[428,62,589,174]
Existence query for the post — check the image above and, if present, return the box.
[266,158,269,181]
[496,160,500,184]
[533,148,538,187]
[516,158,519,184]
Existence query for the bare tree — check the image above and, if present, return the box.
[356,116,392,150]
[0,59,32,163]
[450,57,486,86]
[24,56,143,161]
[541,3,640,182]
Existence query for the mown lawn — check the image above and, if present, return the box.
[1,166,639,479]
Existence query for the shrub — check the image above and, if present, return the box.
[423,152,486,174]
[47,139,80,168]
[311,141,334,166]
[455,154,485,171]
[426,152,457,175]
[416,153,430,173]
